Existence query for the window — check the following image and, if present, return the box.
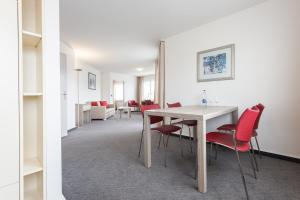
[142,76,155,100]
[113,81,124,101]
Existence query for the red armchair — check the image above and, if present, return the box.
[127,100,139,111]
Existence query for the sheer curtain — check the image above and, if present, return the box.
[113,80,124,107]
[154,41,165,108]
[136,76,143,104]
[142,76,155,101]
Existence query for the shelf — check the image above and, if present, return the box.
[24,158,43,176]
[24,189,42,200]
[23,30,42,47]
[23,93,43,97]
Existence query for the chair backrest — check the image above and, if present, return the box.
[167,102,182,108]
[235,107,260,142]
[252,103,265,130]
[142,100,154,105]
[128,100,137,106]
[140,104,163,124]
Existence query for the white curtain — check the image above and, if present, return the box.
[142,76,155,101]
[113,80,124,101]
[154,41,165,108]
[136,76,144,104]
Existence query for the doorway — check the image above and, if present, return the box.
[60,53,68,137]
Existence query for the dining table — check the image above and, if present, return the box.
[143,105,238,193]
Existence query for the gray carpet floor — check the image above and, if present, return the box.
[62,112,300,200]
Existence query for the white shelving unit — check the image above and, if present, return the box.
[19,0,45,199]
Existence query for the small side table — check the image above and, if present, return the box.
[118,106,131,119]
[76,103,92,126]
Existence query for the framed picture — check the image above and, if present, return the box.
[197,44,235,82]
[88,72,96,90]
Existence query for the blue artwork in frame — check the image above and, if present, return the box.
[197,44,235,82]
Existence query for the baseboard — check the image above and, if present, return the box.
[170,133,300,163]
[67,127,77,132]
[253,150,300,163]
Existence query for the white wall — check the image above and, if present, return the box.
[101,72,137,103]
[60,42,102,130]
[165,0,300,158]
[0,0,19,198]
[43,0,63,199]
[77,60,102,104]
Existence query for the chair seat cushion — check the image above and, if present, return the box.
[206,132,250,152]
[217,124,236,131]
[152,125,181,134]
[217,124,258,137]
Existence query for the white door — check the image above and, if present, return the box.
[60,53,68,137]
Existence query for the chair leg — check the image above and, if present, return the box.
[250,141,259,171]
[215,144,218,160]
[178,123,183,141]
[157,133,162,150]
[194,152,198,180]
[235,150,250,200]
[255,136,262,159]
[166,133,170,147]
[209,142,213,166]
[162,134,167,167]
[188,127,193,155]
[179,129,184,157]
[138,128,144,158]
[248,151,257,179]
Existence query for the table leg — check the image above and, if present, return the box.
[90,110,92,123]
[196,119,207,193]
[128,109,131,118]
[144,114,151,168]
[232,110,238,124]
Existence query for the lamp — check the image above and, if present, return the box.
[75,68,82,127]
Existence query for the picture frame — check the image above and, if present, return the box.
[197,44,235,82]
[88,72,96,90]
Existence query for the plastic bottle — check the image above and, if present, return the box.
[201,90,208,107]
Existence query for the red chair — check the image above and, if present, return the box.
[167,102,197,155]
[141,100,154,105]
[217,103,265,159]
[128,100,139,111]
[138,104,181,167]
[207,107,260,200]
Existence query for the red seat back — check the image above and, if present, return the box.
[167,102,182,108]
[128,100,138,106]
[252,103,265,130]
[235,107,260,142]
[140,104,163,124]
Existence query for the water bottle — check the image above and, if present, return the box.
[201,90,208,107]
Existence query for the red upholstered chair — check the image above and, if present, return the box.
[217,103,265,159]
[141,100,154,105]
[167,102,197,155]
[138,104,181,167]
[207,107,260,200]
[128,100,139,111]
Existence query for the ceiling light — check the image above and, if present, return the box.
[136,68,144,72]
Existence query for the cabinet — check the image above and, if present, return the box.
[19,0,45,199]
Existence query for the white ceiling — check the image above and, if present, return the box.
[60,0,266,76]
